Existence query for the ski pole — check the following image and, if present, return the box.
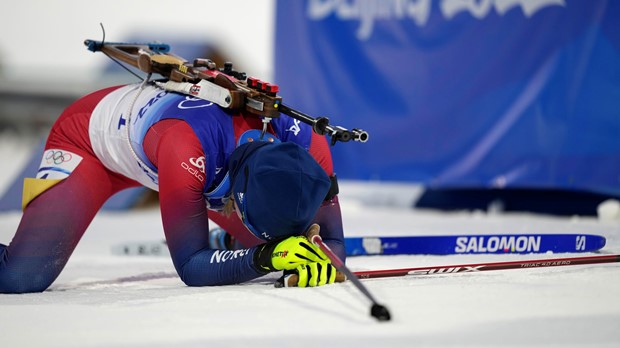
[307,224,391,322]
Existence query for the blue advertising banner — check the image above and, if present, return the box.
[275,0,620,197]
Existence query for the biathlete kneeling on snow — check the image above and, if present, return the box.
[0,81,345,293]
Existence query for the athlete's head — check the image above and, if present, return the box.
[229,141,331,241]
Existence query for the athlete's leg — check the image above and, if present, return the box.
[0,156,137,293]
[0,85,136,293]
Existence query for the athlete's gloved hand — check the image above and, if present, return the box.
[294,261,337,287]
[253,236,329,273]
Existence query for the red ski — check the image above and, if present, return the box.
[353,254,620,279]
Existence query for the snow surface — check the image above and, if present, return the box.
[1,138,620,348]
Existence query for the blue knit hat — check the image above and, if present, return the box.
[229,141,331,241]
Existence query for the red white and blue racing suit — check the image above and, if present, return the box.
[0,83,345,293]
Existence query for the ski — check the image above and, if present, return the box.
[111,241,170,257]
[345,234,606,256]
[352,254,620,279]
[111,233,606,257]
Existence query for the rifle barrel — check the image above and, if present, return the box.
[279,104,368,144]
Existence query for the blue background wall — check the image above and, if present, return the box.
[275,0,620,197]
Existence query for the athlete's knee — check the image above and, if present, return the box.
[0,270,53,293]
[0,247,55,294]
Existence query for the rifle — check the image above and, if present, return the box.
[84,40,368,145]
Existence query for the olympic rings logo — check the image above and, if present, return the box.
[45,150,73,165]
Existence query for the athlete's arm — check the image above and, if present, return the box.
[307,132,346,262]
[144,119,263,286]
